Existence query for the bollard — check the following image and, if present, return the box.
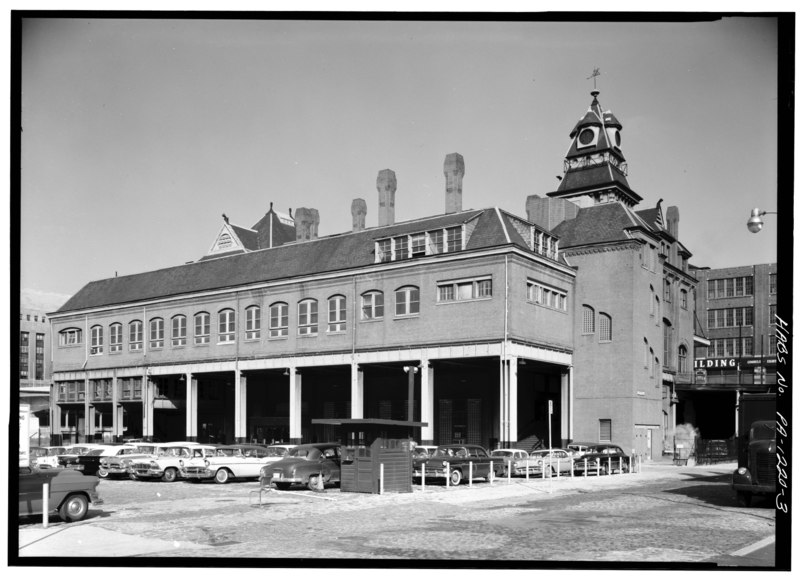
[422,462,426,491]
[557,458,561,480]
[583,459,588,479]
[570,458,574,479]
[379,463,384,495]
[507,459,512,484]
[595,459,600,477]
[445,461,450,489]
[489,461,494,484]
[42,483,49,529]
[525,459,530,482]
[607,458,611,476]
[469,461,473,488]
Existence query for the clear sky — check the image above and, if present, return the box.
[19,15,780,299]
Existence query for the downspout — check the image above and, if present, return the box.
[502,255,509,446]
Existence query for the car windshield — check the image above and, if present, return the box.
[31,447,47,456]
[434,447,468,457]
[288,448,320,460]
[215,449,238,457]
[67,447,91,455]
[164,447,191,457]
[493,451,514,457]
[751,422,776,441]
[87,449,106,456]
[265,446,291,457]
[132,446,157,454]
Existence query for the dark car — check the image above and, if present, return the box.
[260,442,342,491]
[572,444,629,475]
[19,466,103,522]
[56,445,93,468]
[65,445,137,476]
[413,444,504,485]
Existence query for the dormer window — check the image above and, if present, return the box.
[375,226,464,263]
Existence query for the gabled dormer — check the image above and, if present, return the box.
[201,214,258,260]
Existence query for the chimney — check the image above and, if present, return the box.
[376,169,396,226]
[294,207,319,241]
[526,195,578,231]
[444,153,465,214]
[666,205,680,240]
[351,198,367,232]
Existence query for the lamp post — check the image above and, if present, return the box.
[747,208,777,233]
[403,366,419,422]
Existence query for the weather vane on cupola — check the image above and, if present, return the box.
[586,68,601,90]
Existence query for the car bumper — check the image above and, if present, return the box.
[130,468,163,478]
[181,468,214,479]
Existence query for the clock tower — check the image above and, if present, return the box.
[547,90,642,209]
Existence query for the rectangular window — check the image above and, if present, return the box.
[377,239,392,263]
[769,335,776,355]
[149,320,164,349]
[769,273,777,294]
[664,279,671,302]
[527,281,568,312]
[428,230,443,254]
[35,333,45,380]
[298,301,319,335]
[129,322,143,351]
[395,236,409,260]
[599,419,612,443]
[327,296,347,332]
[438,284,454,302]
[90,327,103,355]
[395,287,420,317]
[194,313,210,345]
[680,289,688,310]
[270,304,289,338]
[245,307,261,340]
[769,304,776,325]
[743,337,753,356]
[172,317,187,347]
[411,233,426,257]
[446,227,463,252]
[19,332,29,378]
[110,324,122,353]
[437,277,493,303]
[218,310,236,343]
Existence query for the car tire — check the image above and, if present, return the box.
[59,493,89,522]
[308,475,323,491]
[274,482,291,491]
[162,467,178,483]
[449,469,463,486]
[736,492,753,507]
[214,468,231,484]
[97,467,109,478]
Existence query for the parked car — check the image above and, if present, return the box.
[412,445,439,461]
[180,444,282,484]
[98,443,165,478]
[19,466,103,522]
[572,444,629,475]
[30,446,68,470]
[565,441,598,460]
[260,442,342,490]
[490,448,531,476]
[527,448,574,476]
[129,443,216,482]
[65,444,138,476]
[413,444,504,485]
[56,445,93,467]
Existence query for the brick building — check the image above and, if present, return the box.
[48,90,697,457]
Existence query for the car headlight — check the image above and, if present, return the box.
[179,460,184,467]
[150,461,159,469]
[737,467,748,475]
[204,459,210,467]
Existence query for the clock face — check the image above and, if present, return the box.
[578,128,595,145]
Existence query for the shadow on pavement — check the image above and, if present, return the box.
[664,483,773,508]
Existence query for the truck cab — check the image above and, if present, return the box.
[732,419,777,507]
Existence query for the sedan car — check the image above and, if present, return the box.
[566,441,599,460]
[412,445,439,461]
[19,466,103,522]
[527,449,574,476]
[129,443,216,482]
[260,442,341,490]
[98,443,166,479]
[413,444,504,485]
[490,448,530,476]
[572,444,629,475]
[30,446,68,470]
[56,445,93,468]
[180,444,289,484]
[64,444,137,476]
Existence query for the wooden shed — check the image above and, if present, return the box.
[311,418,427,494]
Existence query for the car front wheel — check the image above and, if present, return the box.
[97,467,109,478]
[162,467,178,482]
[214,468,231,484]
[308,475,323,491]
[449,469,463,486]
[59,493,89,522]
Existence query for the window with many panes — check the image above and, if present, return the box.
[361,291,384,320]
[707,307,753,329]
[678,345,688,373]
[149,318,164,349]
[598,313,612,342]
[395,237,409,260]
[194,312,210,344]
[680,289,688,309]
[769,334,776,355]
[35,333,44,380]
[59,328,82,346]
[411,233,426,257]
[245,305,261,340]
[769,273,777,294]
[377,239,392,263]
[527,281,567,311]
[663,321,673,368]
[109,323,122,353]
[438,277,493,303]
[270,303,289,338]
[429,230,443,254]
[129,320,143,351]
[663,278,671,302]
[327,295,347,332]
[218,309,236,343]
[395,286,420,317]
[172,315,187,347]
[769,304,776,325]
[446,227,463,252]
[599,419,612,443]
[707,276,754,299]
[582,305,595,334]
[90,325,103,355]
[19,332,29,378]
[298,299,319,335]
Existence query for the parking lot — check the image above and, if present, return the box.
[16,458,777,565]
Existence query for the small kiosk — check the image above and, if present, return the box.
[311,418,427,494]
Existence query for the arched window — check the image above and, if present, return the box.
[270,302,289,338]
[245,305,261,340]
[361,291,384,320]
[582,305,595,334]
[298,299,318,335]
[58,328,83,347]
[149,318,164,349]
[109,323,123,353]
[395,286,420,317]
[655,297,661,323]
[598,313,612,342]
[327,295,347,333]
[678,345,688,373]
[644,339,649,368]
[649,348,655,378]
[194,312,210,344]
[90,325,104,355]
[129,320,142,351]
[172,315,187,347]
[663,319,673,368]
[218,309,236,343]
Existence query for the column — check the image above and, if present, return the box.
[50,383,60,445]
[186,373,197,441]
[289,366,302,444]
[235,372,247,443]
[142,372,154,441]
[420,359,435,444]
[350,361,364,419]
[498,358,507,448]
[84,373,92,443]
[111,373,119,441]
[561,366,573,444]
[509,356,518,445]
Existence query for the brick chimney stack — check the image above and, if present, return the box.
[444,153,465,214]
[351,198,367,232]
[294,207,319,241]
[376,169,396,227]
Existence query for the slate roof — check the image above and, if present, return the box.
[231,224,258,250]
[551,202,654,249]
[56,208,544,314]
[555,164,632,195]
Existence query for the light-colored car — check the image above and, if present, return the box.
[31,446,68,470]
[180,444,291,484]
[99,443,165,478]
[490,448,531,476]
[129,443,216,482]
[566,441,598,460]
[65,444,138,476]
[527,448,574,476]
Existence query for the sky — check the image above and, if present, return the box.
[19,14,782,300]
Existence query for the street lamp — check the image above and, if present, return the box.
[747,208,777,233]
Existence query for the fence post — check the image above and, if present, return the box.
[489,461,494,484]
[379,463,384,495]
[607,458,611,476]
[570,458,574,479]
[469,461,473,488]
[507,459,512,484]
[557,458,561,480]
[422,462,426,492]
[584,459,588,479]
[526,459,529,482]
[42,483,49,529]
